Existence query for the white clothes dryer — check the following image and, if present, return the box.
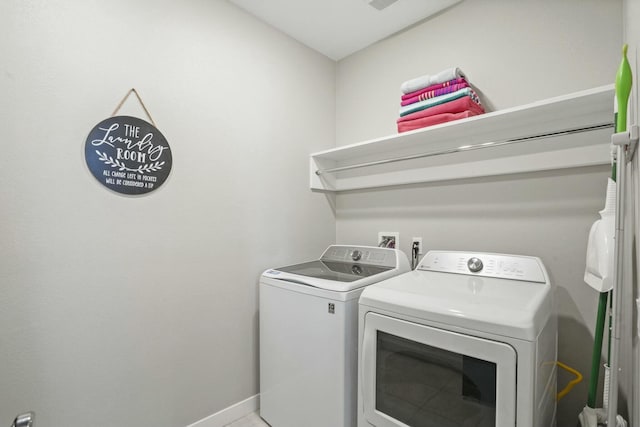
[358,251,557,427]
[260,245,410,427]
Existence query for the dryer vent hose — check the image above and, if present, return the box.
[557,361,583,401]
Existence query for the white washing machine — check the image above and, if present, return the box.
[357,251,557,427]
[260,245,410,427]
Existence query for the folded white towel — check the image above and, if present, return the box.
[400,67,466,94]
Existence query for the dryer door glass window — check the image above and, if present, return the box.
[361,313,516,427]
[376,331,496,426]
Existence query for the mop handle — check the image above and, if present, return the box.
[607,43,632,427]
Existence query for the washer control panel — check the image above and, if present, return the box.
[321,245,397,268]
[418,251,546,283]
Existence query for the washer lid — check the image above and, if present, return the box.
[275,260,392,282]
[360,256,553,341]
[262,245,410,292]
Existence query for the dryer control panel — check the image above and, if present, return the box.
[418,251,547,283]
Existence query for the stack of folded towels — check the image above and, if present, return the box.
[397,67,485,133]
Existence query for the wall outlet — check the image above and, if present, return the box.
[412,237,423,254]
[378,232,399,249]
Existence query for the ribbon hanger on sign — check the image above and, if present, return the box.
[111,88,157,127]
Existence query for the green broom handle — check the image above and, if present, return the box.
[587,291,609,408]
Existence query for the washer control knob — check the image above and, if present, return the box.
[467,257,484,273]
[351,250,362,261]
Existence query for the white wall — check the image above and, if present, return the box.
[334,1,622,425]
[0,1,336,426]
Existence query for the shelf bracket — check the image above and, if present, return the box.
[611,124,639,162]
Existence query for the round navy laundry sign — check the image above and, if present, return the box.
[85,116,172,195]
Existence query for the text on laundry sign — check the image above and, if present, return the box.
[91,122,169,164]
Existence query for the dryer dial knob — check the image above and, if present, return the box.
[351,250,362,261]
[467,257,484,273]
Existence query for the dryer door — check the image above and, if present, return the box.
[361,312,516,427]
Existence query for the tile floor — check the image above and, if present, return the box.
[225,411,269,427]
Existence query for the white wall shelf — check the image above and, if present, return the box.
[310,85,615,192]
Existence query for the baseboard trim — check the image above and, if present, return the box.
[186,394,259,427]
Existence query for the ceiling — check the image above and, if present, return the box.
[228,0,462,60]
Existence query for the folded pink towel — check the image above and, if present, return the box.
[397,96,484,123]
[401,77,467,101]
[401,81,470,106]
[399,88,482,117]
[397,110,482,133]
